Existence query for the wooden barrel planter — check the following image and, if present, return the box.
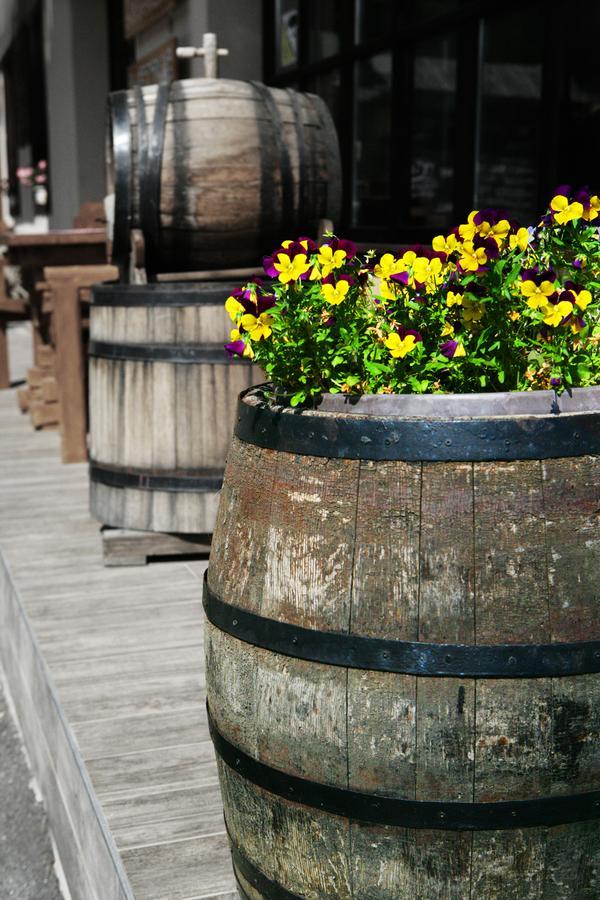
[107,79,341,275]
[205,385,600,899]
[89,282,258,535]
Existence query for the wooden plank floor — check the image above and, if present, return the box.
[0,324,237,900]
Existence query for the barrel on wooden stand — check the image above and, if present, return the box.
[89,281,258,538]
[205,385,600,898]
[107,78,342,276]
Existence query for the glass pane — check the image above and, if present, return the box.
[476,10,543,225]
[560,4,600,191]
[410,34,456,228]
[277,0,299,69]
[409,0,459,23]
[307,0,347,61]
[353,53,392,227]
[354,0,395,44]
[306,69,343,137]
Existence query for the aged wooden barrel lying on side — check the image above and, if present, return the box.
[107,79,341,274]
[89,282,258,534]
[205,385,600,899]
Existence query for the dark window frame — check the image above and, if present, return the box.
[263,0,576,245]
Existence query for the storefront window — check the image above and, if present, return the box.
[476,10,542,225]
[410,34,457,227]
[307,0,347,61]
[354,0,395,44]
[352,53,392,226]
[559,5,600,192]
[306,69,343,137]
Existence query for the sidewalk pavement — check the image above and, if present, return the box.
[0,683,64,900]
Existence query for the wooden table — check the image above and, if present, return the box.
[4,229,107,364]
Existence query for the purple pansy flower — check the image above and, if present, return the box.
[440,339,460,359]
[224,339,246,358]
[397,325,422,343]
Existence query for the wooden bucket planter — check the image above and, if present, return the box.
[107,79,341,274]
[205,385,600,899]
[88,282,258,534]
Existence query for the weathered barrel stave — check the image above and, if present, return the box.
[89,286,258,534]
[108,79,340,272]
[206,431,600,897]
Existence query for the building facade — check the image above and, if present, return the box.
[1,0,598,240]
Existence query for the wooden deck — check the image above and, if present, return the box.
[0,323,237,899]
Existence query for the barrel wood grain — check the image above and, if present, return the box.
[89,287,258,534]
[207,427,600,898]
[109,80,341,273]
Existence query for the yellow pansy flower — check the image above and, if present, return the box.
[550,195,584,225]
[520,280,555,310]
[446,290,464,307]
[583,195,600,221]
[240,312,274,340]
[574,289,592,310]
[374,253,403,280]
[377,280,397,302]
[385,332,417,359]
[400,250,418,268]
[459,242,487,272]
[509,228,530,252]
[441,321,455,336]
[317,244,346,278]
[458,211,478,242]
[225,295,245,320]
[461,296,484,325]
[489,219,511,245]
[542,300,574,327]
[432,234,458,255]
[413,256,443,285]
[322,280,350,306]
[273,253,311,283]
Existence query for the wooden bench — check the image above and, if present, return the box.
[43,264,118,463]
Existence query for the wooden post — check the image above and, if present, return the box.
[0,319,9,389]
[44,265,118,463]
[48,273,86,462]
[176,33,229,78]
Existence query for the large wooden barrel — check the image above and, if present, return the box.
[107,79,341,275]
[205,385,600,899]
[89,282,258,534]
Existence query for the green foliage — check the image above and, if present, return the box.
[224,192,600,401]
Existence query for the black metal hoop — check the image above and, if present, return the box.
[88,339,247,365]
[90,463,223,493]
[208,704,600,831]
[91,281,240,307]
[109,91,132,276]
[136,82,170,280]
[227,822,302,900]
[234,388,600,462]
[203,577,600,679]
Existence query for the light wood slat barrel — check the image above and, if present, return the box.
[107,79,342,275]
[205,385,600,899]
[89,282,258,534]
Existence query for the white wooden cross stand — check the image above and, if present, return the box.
[176,33,229,78]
